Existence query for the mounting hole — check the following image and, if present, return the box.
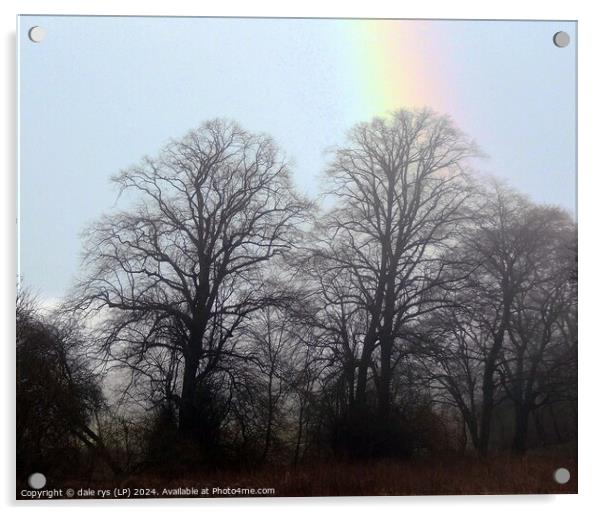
[553,467,570,484]
[27,472,47,489]
[28,26,46,43]
[553,31,570,48]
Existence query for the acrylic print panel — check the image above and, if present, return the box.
[17,16,577,499]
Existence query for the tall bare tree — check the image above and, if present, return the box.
[318,108,478,425]
[72,119,310,441]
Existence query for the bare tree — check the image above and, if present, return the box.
[499,207,576,453]
[318,108,478,428]
[426,184,577,456]
[417,303,486,451]
[245,306,292,462]
[300,253,365,413]
[72,119,311,442]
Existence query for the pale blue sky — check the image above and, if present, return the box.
[18,16,576,299]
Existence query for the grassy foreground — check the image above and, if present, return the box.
[18,453,577,499]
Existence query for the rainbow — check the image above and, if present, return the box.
[343,20,454,121]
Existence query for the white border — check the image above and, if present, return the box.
[3,1,600,514]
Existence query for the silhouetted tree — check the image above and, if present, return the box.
[423,184,577,456]
[72,119,311,447]
[499,206,576,453]
[312,108,478,454]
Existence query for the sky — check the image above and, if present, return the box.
[18,16,577,300]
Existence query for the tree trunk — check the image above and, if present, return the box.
[178,352,200,439]
[346,362,355,407]
[355,332,376,407]
[478,356,496,457]
[466,414,480,451]
[262,371,274,462]
[512,404,530,454]
[293,399,305,466]
[377,338,392,419]
[533,407,548,447]
[478,296,511,457]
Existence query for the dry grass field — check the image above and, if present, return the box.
[94,453,576,497]
[17,453,577,499]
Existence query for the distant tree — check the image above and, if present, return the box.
[299,255,364,415]
[417,302,485,451]
[72,119,311,445]
[247,307,292,462]
[424,183,577,456]
[499,206,576,453]
[464,186,574,455]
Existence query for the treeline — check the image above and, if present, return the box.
[17,109,577,481]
